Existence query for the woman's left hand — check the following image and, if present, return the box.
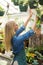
[29,9,33,18]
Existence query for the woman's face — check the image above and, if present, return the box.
[14,23,18,31]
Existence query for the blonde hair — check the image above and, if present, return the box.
[4,21,15,52]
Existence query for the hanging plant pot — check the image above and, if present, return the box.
[0,11,4,16]
[39,0,43,5]
[29,0,38,9]
[19,2,28,12]
[12,0,19,6]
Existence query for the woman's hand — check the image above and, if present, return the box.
[32,16,38,31]
[24,9,33,27]
[29,9,33,18]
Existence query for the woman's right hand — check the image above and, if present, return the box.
[24,9,33,27]
[29,9,33,18]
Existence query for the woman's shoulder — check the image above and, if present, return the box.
[12,35,17,40]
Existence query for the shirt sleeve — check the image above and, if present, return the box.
[16,25,25,36]
[16,30,35,41]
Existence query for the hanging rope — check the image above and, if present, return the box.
[4,0,18,10]
[0,1,18,14]
[6,3,9,14]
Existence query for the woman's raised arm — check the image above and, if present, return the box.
[24,9,33,27]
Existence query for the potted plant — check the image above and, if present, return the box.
[39,0,43,5]
[29,0,38,9]
[19,1,28,12]
[25,47,36,64]
[11,0,19,6]
[0,6,5,16]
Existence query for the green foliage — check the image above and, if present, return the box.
[36,8,41,18]
[0,43,5,49]
[25,47,34,53]
[36,20,41,29]
[0,6,4,11]
[25,47,43,64]
[34,44,43,51]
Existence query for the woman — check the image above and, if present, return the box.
[4,10,37,65]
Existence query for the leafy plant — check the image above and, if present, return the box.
[35,51,43,60]
[25,47,36,63]
[25,47,43,64]
[25,47,34,53]
[36,19,41,29]
[36,8,41,18]
[26,52,36,63]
